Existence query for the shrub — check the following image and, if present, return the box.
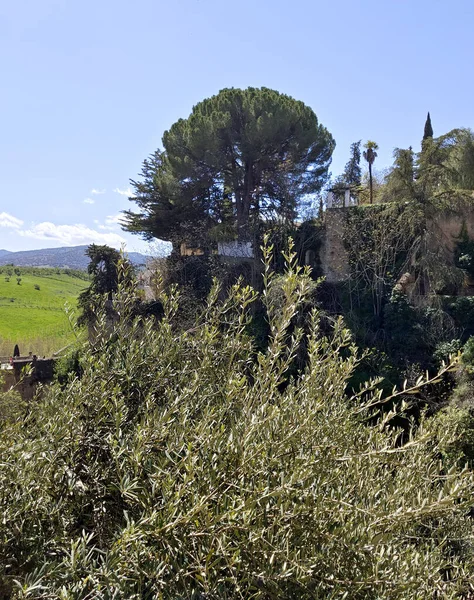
[432,404,474,468]
[433,339,463,366]
[0,376,24,427]
[1,245,474,598]
[54,342,85,386]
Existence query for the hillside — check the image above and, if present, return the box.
[0,267,88,356]
[0,245,153,270]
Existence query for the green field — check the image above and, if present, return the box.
[0,267,89,356]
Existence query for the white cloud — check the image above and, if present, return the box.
[106,213,125,226]
[18,222,127,248]
[114,187,135,197]
[83,198,95,204]
[0,212,24,229]
[97,213,126,231]
[91,188,106,195]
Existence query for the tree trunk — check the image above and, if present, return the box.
[369,163,373,205]
[237,161,253,241]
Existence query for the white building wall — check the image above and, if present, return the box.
[217,241,254,258]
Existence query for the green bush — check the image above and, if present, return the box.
[432,403,474,468]
[54,342,85,386]
[0,375,24,427]
[444,296,474,340]
[433,339,463,365]
[1,246,474,598]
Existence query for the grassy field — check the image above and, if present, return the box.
[0,267,89,357]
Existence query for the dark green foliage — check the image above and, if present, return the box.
[125,87,335,244]
[440,297,474,340]
[162,254,222,300]
[454,224,474,279]
[431,337,474,468]
[383,289,428,363]
[433,339,463,366]
[423,112,434,140]
[383,147,417,202]
[417,128,474,201]
[124,150,211,251]
[462,336,474,374]
[54,343,84,385]
[294,219,323,277]
[83,245,122,295]
[342,140,362,186]
[78,245,132,327]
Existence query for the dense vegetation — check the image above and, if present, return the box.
[2,249,474,599]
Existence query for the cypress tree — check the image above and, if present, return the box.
[423,112,433,140]
[342,140,362,186]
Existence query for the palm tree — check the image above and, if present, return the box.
[363,140,379,204]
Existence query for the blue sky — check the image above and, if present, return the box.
[1,0,473,252]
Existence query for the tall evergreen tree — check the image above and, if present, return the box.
[342,140,362,186]
[384,146,417,201]
[124,88,335,244]
[423,112,433,140]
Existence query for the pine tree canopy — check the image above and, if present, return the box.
[124,87,335,244]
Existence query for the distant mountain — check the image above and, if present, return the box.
[0,245,156,270]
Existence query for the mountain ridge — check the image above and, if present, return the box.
[0,245,155,270]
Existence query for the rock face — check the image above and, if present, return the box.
[394,272,416,295]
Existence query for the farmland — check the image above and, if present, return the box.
[0,267,89,356]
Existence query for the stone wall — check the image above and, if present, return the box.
[320,208,350,283]
[429,209,474,257]
[1,358,56,402]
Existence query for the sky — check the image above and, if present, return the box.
[1,0,473,253]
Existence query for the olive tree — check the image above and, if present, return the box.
[1,243,474,599]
